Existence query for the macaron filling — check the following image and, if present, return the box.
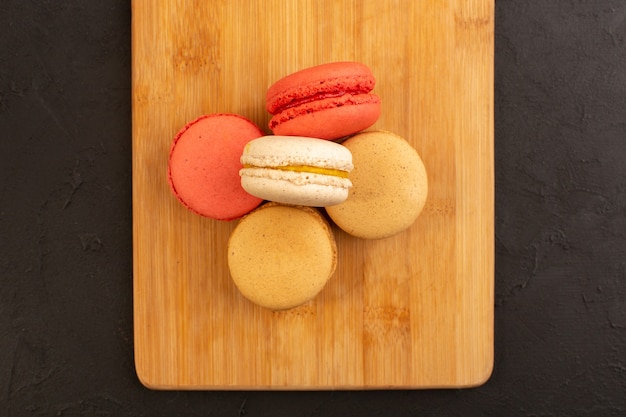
[243,164,350,179]
[240,168,351,190]
[268,79,375,113]
[266,69,377,113]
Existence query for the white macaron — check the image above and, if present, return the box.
[239,136,353,207]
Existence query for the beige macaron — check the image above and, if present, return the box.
[326,131,428,239]
[240,135,354,207]
[227,202,337,310]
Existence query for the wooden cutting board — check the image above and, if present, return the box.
[132,0,494,390]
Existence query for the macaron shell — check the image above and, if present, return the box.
[227,203,337,310]
[269,97,381,140]
[325,131,428,239]
[241,169,350,206]
[266,61,376,114]
[241,135,354,171]
[168,114,264,221]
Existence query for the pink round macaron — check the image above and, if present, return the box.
[266,62,381,140]
[168,113,264,221]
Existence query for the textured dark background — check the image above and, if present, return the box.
[1,1,625,416]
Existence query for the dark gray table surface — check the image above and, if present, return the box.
[1,1,625,416]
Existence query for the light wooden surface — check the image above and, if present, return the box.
[132,0,494,390]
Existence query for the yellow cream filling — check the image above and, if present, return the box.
[244,164,349,178]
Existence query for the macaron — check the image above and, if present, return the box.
[227,202,337,310]
[168,113,264,221]
[239,135,354,207]
[266,62,381,140]
[326,131,428,239]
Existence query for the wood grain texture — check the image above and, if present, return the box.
[132,0,494,390]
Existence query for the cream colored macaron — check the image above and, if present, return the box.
[239,135,353,207]
[326,131,428,239]
[227,202,337,310]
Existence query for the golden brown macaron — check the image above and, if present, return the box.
[326,131,428,239]
[227,202,337,310]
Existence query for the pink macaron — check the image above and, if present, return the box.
[167,113,264,221]
[266,62,381,140]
